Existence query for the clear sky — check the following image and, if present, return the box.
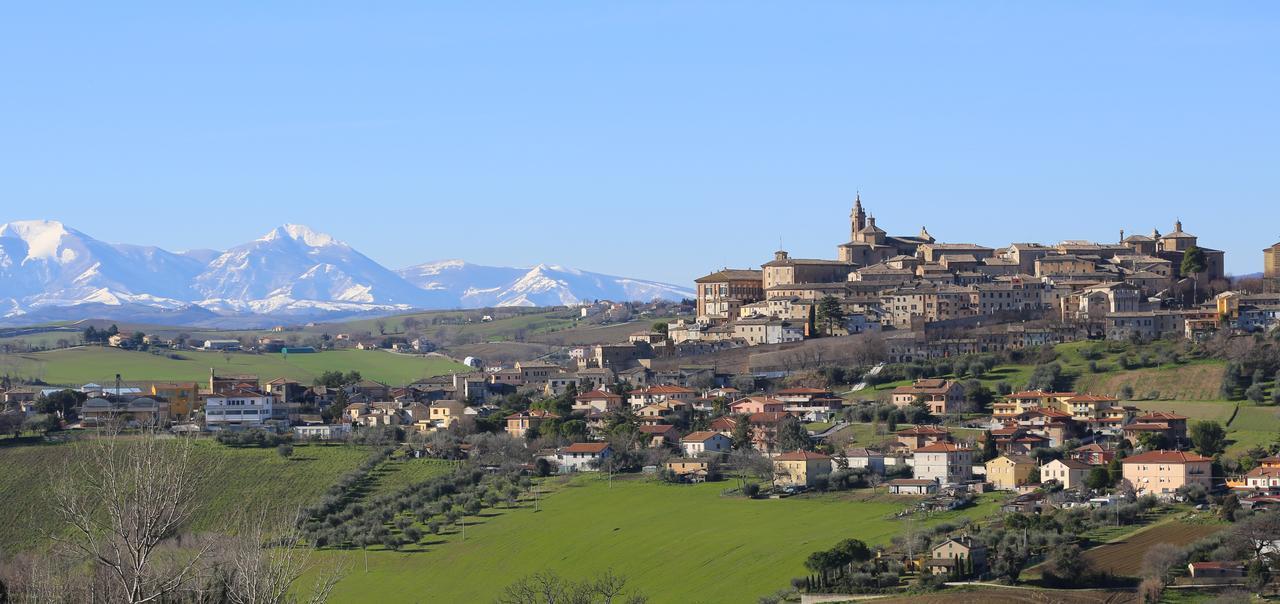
[1,2,1276,285]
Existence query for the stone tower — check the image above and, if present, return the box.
[850,192,866,241]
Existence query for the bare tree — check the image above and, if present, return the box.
[223,508,346,604]
[497,569,647,604]
[48,428,212,604]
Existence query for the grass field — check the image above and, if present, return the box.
[863,341,1227,403]
[0,439,378,552]
[1130,400,1280,456]
[0,346,471,386]
[314,475,1001,604]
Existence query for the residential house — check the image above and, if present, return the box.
[515,361,562,390]
[506,409,559,439]
[556,442,613,473]
[628,385,696,409]
[1071,443,1117,466]
[638,424,679,448]
[681,431,732,457]
[79,397,170,428]
[772,450,832,488]
[886,479,940,495]
[428,400,469,431]
[1121,450,1213,498]
[293,424,352,440]
[844,448,886,474]
[1124,412,1189,447]
[708,416,739,436]
[891,379,965,415]
[729,396,785,415]
[204,389,275,431]
[927,537,987,577]
[748,412,790,453]
[146,382,200,418]
[985,455,1037,491]
[913,443,974,485]
[895,426,952,452]
[573,389,623,413]
[1239,456,1280,494]
[636,400,688,424]
[664,459,711,482]
[1042,458,1091,490]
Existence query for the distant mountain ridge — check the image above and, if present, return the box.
[0,220,693,327]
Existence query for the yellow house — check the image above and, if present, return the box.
[429,400,468,429]
[985,455,1037,490]
[772,450,832,487]
[148,382,200,418]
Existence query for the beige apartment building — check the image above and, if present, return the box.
[1121,450,1212,498]
[985,455,1036,490]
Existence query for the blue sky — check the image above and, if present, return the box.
[1,2,1276,284]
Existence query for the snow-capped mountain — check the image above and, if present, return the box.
[0,220,203,311]
[399,260,694,308]
[0,221,692,326]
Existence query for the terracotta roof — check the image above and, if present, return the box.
[776,387,831,395]
[1122,450,1212,464]
[774,450,831,462]
[559,442,611,454]
[1072,443,1112,453]
[638,425,676,434]
[748,412,789,424]
[1135,411,1188,421]
[915,443,971,453]
[708,417,738,430]
[681,431,724,443]
[576,389,622,400]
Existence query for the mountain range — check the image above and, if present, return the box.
[0,221,692,327]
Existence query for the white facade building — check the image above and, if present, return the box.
[204,389,275,430]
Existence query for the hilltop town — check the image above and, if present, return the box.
[3,199,1280,602]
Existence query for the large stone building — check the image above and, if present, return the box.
[1266,242,1280,293]
[694,269,764,322]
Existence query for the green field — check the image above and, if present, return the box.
[0,440,381,552]
[863,341,1227,403]
[0,346,471,386]
[1132,400,1280,456]
[315,476,1001,604]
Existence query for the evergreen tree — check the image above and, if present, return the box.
[1181,245,1207,305]
[815,295,845,336]
[981,431,998,462]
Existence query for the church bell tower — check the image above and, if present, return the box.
[851,192,866,241]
